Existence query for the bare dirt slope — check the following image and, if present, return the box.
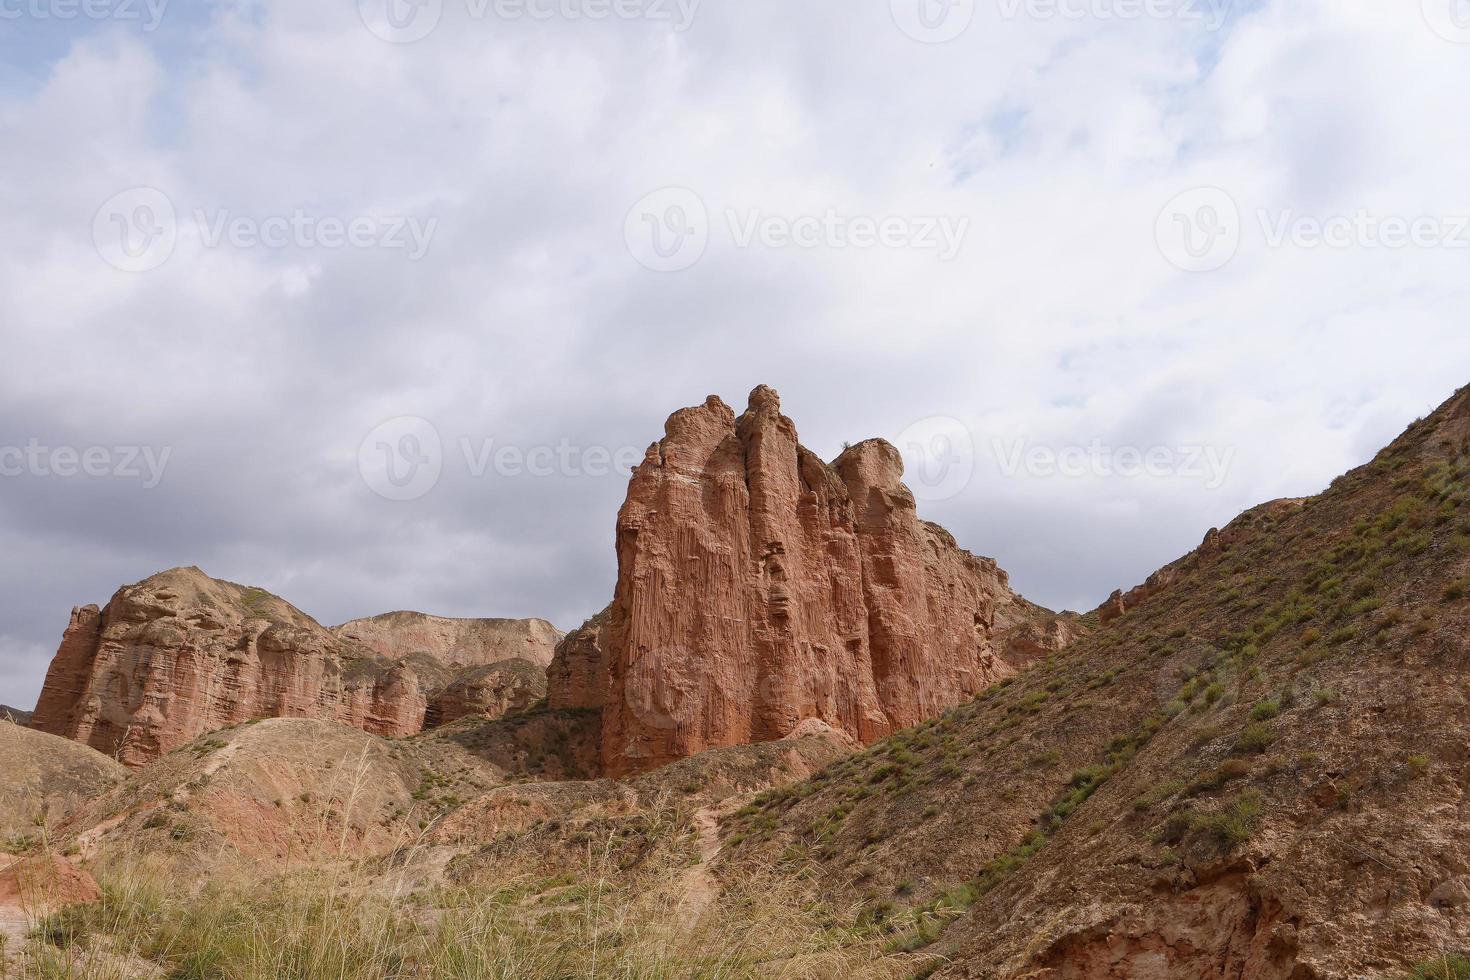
[57,717,507,871]
[0,720,125,843]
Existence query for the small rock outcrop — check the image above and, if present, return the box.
[547,608,611,712]
[425,658,547,727]
[549,386,1074,776]
[29,567,559,766]
[1095,497,1308,624]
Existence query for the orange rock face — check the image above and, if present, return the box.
[547,608,610,712]
[331,612,562,668]
[424,658,547,727]
[29,567,559,766]
[550,386,1073,777]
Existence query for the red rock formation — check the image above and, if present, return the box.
[425,658,546,727]
[550,386,1073,777]
[547,608,610,712]
[331,612,561,668]
[29,567,559,766]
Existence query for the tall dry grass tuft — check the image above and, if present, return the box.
[13,827,929,978]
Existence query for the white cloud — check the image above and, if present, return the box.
[0,0,1467,703]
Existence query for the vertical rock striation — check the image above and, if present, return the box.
[550,386,1075,776]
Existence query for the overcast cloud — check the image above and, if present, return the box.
[1,0,1468,708]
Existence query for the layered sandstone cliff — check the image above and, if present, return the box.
[332,612,561,668]
[549,386,1074,776]
[424,658,547,727]
[30,567,558,766]
[547,608,610,712]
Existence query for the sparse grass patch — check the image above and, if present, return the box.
[1202,790,1264,849]
[1248,700,1280,722]
[1232,724,1274,755]
[1406,954,1470,980]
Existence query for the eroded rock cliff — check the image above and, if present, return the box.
[30,567,558,766]
[332,612,561,668]
[550,386,1074,776]
[424,658,547,728]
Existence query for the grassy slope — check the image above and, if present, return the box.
[725,385,1470,978]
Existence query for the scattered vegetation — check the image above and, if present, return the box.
[1407,954,1470,980]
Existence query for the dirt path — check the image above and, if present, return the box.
[675,797,741,931]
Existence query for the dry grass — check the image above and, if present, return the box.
[12,821,921,980]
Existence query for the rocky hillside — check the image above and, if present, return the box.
[58,716,507,871]
[550,386,1077,776]
[722,384,1470,977]
[29,567,556,766]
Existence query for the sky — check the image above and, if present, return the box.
[1,0,1468,708]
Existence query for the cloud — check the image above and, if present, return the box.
[1,0,1467,705]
